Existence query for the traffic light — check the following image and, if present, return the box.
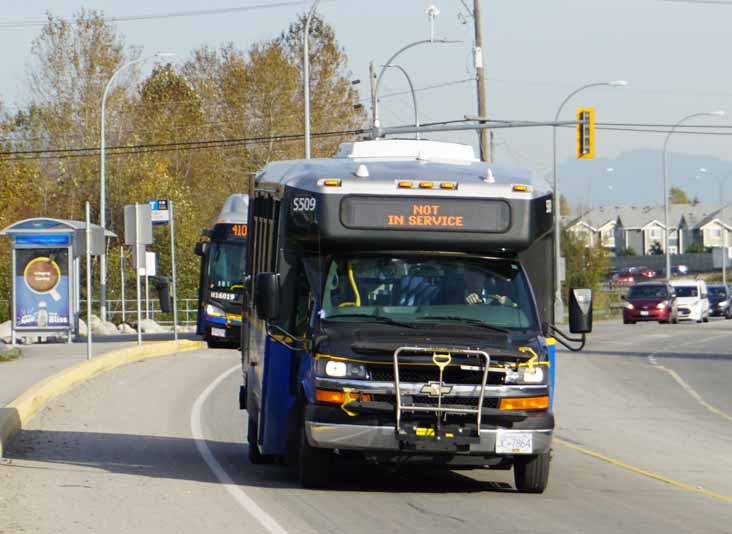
[576,107,595,159]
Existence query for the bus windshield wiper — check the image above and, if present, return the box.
[415,316,510,333]
[325,313,419,329]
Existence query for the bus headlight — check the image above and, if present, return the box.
[206,304,225,318]
[624,302,634,310]
[505,366,545,385]
[656,301,668,309]
[317,359,368,379]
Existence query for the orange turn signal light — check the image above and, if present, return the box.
[499,396,549,411]
[323,179,342,187]
[315,389,371,404]
[398,181,414,188]
[419,181,434,189]
[440,182,457,190]
[512,184,530,192]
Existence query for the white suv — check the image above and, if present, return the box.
[670,279,709,323]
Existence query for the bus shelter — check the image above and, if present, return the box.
[0,218,114,343]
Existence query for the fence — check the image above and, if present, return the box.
[80,297,198,326]
[611,253,714,274]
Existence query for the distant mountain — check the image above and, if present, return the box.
[553,149,732,209]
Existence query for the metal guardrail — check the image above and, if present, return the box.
[80,298,198,325]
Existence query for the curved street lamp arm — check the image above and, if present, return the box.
[383,65,420,139]
[553,82,610,122]
[375,39,460,95]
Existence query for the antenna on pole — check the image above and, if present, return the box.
[426,5,440,42]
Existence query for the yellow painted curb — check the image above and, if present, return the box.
[0,339,205,456]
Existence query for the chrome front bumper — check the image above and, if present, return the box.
[306,422,553,455]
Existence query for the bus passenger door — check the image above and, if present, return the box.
[260,265,314,456]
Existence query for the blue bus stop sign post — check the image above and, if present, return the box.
[146,199,178,340]
[148,200,170,225]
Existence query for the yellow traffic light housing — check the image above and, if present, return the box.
[576,107,595,159]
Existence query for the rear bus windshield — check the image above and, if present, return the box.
[628,285,668,299]
[674,286,698,298]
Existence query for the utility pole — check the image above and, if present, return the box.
[369,61,379,128]
[472,0,489,162]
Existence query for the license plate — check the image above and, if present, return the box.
[640,311,649,316]
[211,327,226,338]
[496,431,532,454]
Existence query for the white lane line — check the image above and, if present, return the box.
[647,332,732,423]
[191,364,289,534]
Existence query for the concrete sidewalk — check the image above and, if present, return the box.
[0,333,199,406]
[0,341,134,406]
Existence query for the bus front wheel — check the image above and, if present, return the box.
[298,421,331,488]
[513,452,550,493]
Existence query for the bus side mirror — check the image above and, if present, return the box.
[155,276,172,313]
[569,288,593,334]
[255,273,280,321]
[194,242,207,256]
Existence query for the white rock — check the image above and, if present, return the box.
[139,318,164,333]
[90,314,102,330]
[0,321,11,343]
[78,318,87,336]
[92,320,118,336]
[118,323,136,334]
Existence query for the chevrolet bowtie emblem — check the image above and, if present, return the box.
[421,381,452,397]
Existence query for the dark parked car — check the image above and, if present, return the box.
[707,285,732,318]
[623,282,678,324]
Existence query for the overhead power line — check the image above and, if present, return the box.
[0,127,365,162]
[0,1,327,29]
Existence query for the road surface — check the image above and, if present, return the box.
[2,320,732,533]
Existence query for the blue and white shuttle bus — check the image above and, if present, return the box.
[240,140,592,491]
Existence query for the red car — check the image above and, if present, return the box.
[622,282,678,324]
[613,270,635,285]
[636,266,657,279]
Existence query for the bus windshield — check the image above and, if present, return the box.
[321,255,538,331]
[207,241,246,291]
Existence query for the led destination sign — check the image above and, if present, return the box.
[341,197,511,232]
[211,223,248,240]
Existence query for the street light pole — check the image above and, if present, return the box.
[382,65,420,139]
[552,80,627,322]
[372,38,458,129]
[99,51,174,322]
[303,0,321,160]
[372,7,458,130]
[662,110,725,282]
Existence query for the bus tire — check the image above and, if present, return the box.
[206,338,226,349]
[514,452,550,493]
[247,417,275,465]
[298,421,331,488]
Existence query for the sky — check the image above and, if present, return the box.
[3,0,732,205]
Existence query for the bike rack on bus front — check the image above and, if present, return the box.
[393,346,491,444]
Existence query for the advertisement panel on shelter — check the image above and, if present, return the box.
[15,248,70,329]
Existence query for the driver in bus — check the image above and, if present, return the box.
[465,270,515,306]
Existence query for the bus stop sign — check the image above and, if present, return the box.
[148,199,170,225]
